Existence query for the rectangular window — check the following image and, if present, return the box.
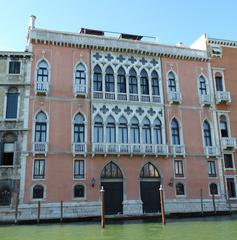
[0,143,14,166]
[33,159,45,179]
[208,161,217,177]
[6,93,18,119]
[224,154,234,169]
[74,160,85,179]
[174,160,184,177]
[226,178,236,198]
[8,61,21,74]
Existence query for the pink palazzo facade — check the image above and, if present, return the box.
[16,17,233,219]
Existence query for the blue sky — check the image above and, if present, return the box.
[1,0,237,51]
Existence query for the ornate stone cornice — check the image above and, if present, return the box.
[208,38,237,48]
[0,51,32,58]
[29,28,208,62]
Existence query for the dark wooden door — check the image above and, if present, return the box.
[140,181,161,213]
[101,182,123,215]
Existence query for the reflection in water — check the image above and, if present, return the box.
[0,216,237,240]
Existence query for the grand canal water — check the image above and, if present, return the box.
[0,216,237,240]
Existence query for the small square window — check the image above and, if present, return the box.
[74,160,85,179]
[208,161,217,177]
[9,61,21,74]
[224,154,234,169]
[33,159,45,179]
[174,160,184,177]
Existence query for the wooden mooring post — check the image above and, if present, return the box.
[37,201,41,224]
[14,193,19,224]
[100,186,105,228]
[60,200,63,223]
[159,185,166,225]
[200,189,204,215]
[212,193,216,214]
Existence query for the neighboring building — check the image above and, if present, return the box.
[0,51,31,207]
[192,35,237,208]
[17,16,230,220]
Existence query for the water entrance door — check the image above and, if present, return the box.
[101,181,123,215]
[140,181,161,213]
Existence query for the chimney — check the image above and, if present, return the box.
[29,15,36,29]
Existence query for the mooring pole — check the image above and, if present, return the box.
[60,200,63,223]
[200,189,204,215]
[37,201,41,224]
[100,186,105,228]
[212,193,216,214]
[159,185,166,225]
[228,195,232,215]
[14,193,19,224]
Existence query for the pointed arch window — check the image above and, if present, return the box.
[140,69,149,95]
[142,118,151,144]
[199,76,207,95]
[118,116,128,143]
[93,115,103,143]
[203,120,212,146]
[154,118,162,144]
[101,162,123,179]
[105,66,114,92]
[215,72,223,91]
[171,118,180,145]
[117,67,126,93]
[168,72,176,92]
[74,113,85,143]
[35,112,47,143]
[130,117,140,144]
[37,60,48,83]
[75,64,86,93]
[151,71,159,95]
[106,116,116,143]
[129,68,138,94]
[220,115,228,137]
[140,162,160,178]
[93,65,102,91]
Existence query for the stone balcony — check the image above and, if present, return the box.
[205,146,219,158]
[72,143,87,156]
[93,91,162,103]
[221,137,237,149]
[33,142,48,155]
[35,81,49,95]
[0,165,20,179]
[170,145,186,157]
[74,84,87,96]
[92,143,169,156]
[200,94,211,106]
[216,91,231,104]
[168,91,182,104]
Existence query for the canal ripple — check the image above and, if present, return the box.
[0,216,237,240]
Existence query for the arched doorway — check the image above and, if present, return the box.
[140,162,161,213]
[101,161,123,215]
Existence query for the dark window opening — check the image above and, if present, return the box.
[224,154,234,169]
[74,185,85,198]
[33,185,44,199]
[176,183,185,195]
[9,61,21,74]
[74,160,85,179]
[227,178,236,198]
[210,183,218,195]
